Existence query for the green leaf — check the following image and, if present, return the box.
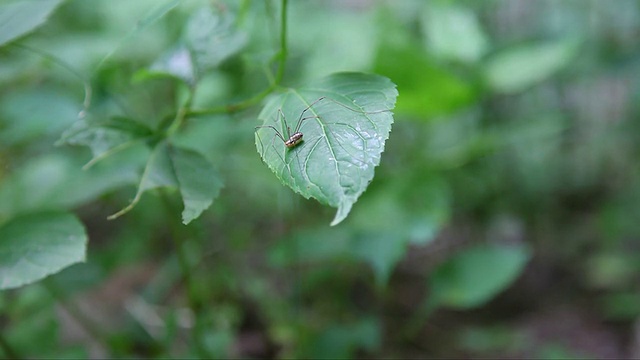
[268,227,352,267]
[0,0,63,47]
[108,142,222,223]
[0,212,87,290]
[185,5,247,75]
[0,88,78,148]
[351,175,450,245]
[136,0,181,29]
[169,146,224,225]
[374,38,476,118]
[482,40,579,93]
[345,177,451,286]
[58,115,154,168]
[134,45,195,85]
[93,0,181,72]
[350,233,406,288]
[255,72,397,226]
[137,3,245,84]
[108,141,178,220]
[429,244,531,309]
[288,5,378,80]
[304,318,380,358]
[422,3,488,63]
[0,152,141,220]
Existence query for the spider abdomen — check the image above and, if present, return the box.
[285,132,304,148]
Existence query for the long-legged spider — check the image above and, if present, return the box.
[255,96,389,159]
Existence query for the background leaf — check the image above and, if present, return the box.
[108,141,178,219]
[3,0,638,357]
[185,5,247,76]
[0,0,62,47]
[255,72,397,226]
[58,115,154,167]
[421,2,488,63]
[374,37,477,118]
[0,152,141,220]
[109,142,223,223]
[134,45,195,85]
[429,244,531,309]
[0,88,78,148]
[0,212,87,289]
[169,145,224,224]
[482,40,579,93]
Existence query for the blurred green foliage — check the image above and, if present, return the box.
[1,0,640,358]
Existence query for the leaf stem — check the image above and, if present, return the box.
[160,191,211,358]
[185,85,275,118]
[402,295,439,339]
[184,0,289,119]
[167,84,195,137]
[275,0,288,85]
[42,279,110,355]
[10,43,92,116]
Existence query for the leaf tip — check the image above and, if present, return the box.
[330,200,354,226]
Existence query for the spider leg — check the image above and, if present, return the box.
[315,96,392,115]
[255,125,286,143]
[293,97,329,133]
[276,109,291,139]
[255,123,297,178]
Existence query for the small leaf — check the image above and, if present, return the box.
[58,115,154,168]
[255,72,398,226]
[108,142,222,223]
[429,244,531,309]
[108,141,178,220]
[136,0,181,29]
[0,152,140,219]
[169,146,224,224]
[350,232,406,287]
[346,177,451,286]
[0,212,87,290]
[0,0,63,47]
[134,45,195,85]
[482,40,579,93]
[0,88,78,148]
[268,227,352,267]
[374,39,476,118]
[304,318,380,358]
[93,0,180,71]
[185,5,247,75]
[422,3,488,63]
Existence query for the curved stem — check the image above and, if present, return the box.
[402,295,439,340]
[159,191,211,358]
[9,43,92,115]
[275,0,288,85]
[42,279,110,355]
[166,84,195,137]
[185,84,275,118]
[185,0,289,119]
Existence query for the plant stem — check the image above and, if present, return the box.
[185,85,275,118]
[185,0,289,119]
[10,43,92,114]
[275,0,288,86]
[402,296,439,340]
[167,84,195,136]
[160,191,211,358]
[42,279,110,355]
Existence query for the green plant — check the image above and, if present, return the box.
[3,0,638,358]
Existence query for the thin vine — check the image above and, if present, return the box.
[185,0,288,119]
